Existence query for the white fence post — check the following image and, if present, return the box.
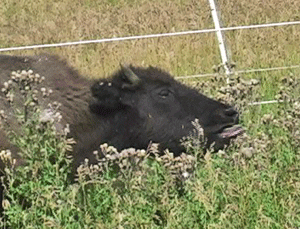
[208,0,232,83]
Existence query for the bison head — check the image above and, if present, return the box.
[89,65,243,156]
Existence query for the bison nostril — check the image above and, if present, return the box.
[224,107,239,123]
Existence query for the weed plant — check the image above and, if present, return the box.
[0,69,299,228]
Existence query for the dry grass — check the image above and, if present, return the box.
[1,0,299,78]
[0,0,215,77]
[219,0,300,25]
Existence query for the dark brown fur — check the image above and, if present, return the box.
[0,54,96,169]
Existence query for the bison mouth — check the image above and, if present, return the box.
[219,125,244,139]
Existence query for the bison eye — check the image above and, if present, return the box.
[158,89,171,98]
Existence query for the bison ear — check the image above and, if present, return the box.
[120,64,141,89]
[89,81,124,115]
[89,65,141,115]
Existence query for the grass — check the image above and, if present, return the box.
[0,0,300,228]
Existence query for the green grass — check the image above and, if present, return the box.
[1,90,299,228]
[0,0,300,228]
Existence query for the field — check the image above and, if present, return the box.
[0,0,300,228]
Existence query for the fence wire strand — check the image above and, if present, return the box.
[175,65,300,79]
[0,21,299,52]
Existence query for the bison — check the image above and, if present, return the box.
[0,54,243,185]
[0,54,243,167]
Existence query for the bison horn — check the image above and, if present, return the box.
[120,64,141,88]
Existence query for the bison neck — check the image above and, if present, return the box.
[72,108,192,169]
[72,109,149,166]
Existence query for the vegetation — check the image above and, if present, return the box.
[0,0,299,228]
